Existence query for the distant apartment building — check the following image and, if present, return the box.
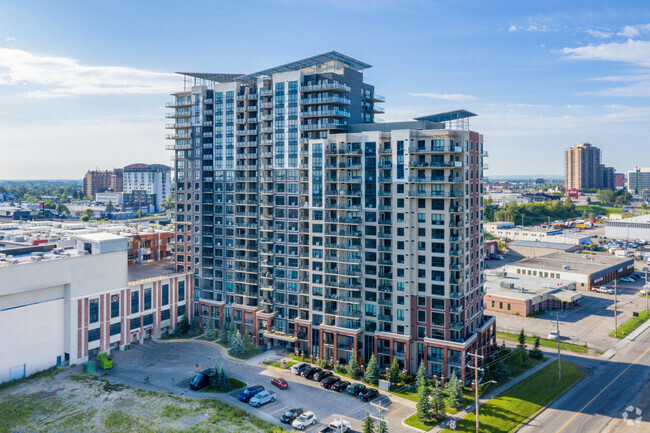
[627,167,650,193]
[166,52,495,382]
[0,233,192,383]
[123,164,171,213]
[125,231,174,264]
[564,143,614,191]
[614,173,625,189]
[82,169,123,199]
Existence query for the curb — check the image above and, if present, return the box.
[601,316,650,359]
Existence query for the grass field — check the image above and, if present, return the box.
[404,412,446,431]
[608,310,650,339]
[442,360,584,433]
[575,204,623,215]
[229,347,261,360]
[496,331,588,354]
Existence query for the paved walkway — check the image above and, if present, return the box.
[600,315,650,359]
[427,356,557,432]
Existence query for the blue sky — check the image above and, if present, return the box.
[1,0,649,178]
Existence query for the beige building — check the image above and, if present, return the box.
[564,142,614,191]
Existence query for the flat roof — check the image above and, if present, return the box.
[606,214,650,225]
[180,51,371,83]
[414,110,477,123]
[127,260,175,282]
[507,252,633,275]
[485,271,581,303]
[74,233,125,242]
[510,240,581,250]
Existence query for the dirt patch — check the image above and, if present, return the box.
[0,368,279,433]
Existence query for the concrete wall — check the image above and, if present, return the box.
[0,298,64,383]
[485,295,529,316]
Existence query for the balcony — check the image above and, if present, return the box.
[366,94,385,103]
[300,122,348,131]
[300,82,351,92]
[300,109,351,118]
[299,96,351,105]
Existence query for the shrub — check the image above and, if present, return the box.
[347,356,363,379]
[334,364,346,374]
[318,359,331,369]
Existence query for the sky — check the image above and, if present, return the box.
[1,0,649,179]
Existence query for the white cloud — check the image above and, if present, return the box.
[508,23,548,33]
[5,37,15,43]
[409,92,476,101]
[561,39,650,68]
[508,25,518,33]
[587,29,612,38]
[619,25,640,38]
[0,48,181,97]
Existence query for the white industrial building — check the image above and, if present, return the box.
[484,223,592,245]
[0,233,191,383]
[605,214,650,241]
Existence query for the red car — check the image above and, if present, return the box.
[271,378,289,389]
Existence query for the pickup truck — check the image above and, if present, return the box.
[318,419,352,433]
[248,390,277,408]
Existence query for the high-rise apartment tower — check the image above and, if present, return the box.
[166,52,495,382]
[565,142,615,191]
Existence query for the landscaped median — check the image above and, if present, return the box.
[608,310,650,339]
[496,331,589,354]
[441,360,584,433]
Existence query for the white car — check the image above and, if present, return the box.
[328,419,352,432]
[640,288,649,296]
[547,331,559,340]
[248,390,276,408]
[292,411,317,430]
[594,286,614,294]
[290,362,309,375]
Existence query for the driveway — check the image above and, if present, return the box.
[102,340,414,432]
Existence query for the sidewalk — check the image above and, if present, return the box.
[601,316,650,359]
[428,356,556,432]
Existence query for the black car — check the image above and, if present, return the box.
[280,408,304,424]
[189,368,213,390]
[358,388,379,401]
[331,380,350,392]
[313,370,333,382]
[320,376,340,389]
[302,367,322,379]
[346,383,366,396]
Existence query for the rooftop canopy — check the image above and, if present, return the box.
[178,51,371,83]
[414,110,477,123]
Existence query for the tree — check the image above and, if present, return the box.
[490,361,510,383]
[105,201,114,212]
[416,385,432,423]
[415,361,427,390]
[596,189,615,206]
[388,358,400,385]
[377,411,388,433]
[218,364,230,391]
[518,328,529,362]
[219,323,230,345]
[347,356,363,380]
[162,193,174,212]
[205,318,217,340]
[81,208,94,222]
[364,354,379,385]
[56,203,69,216]
[210,361,220,389]
[43,199,56,209]
[430,381,445,420]
[230,330,246,357]
[363,411,375,433]
[445,372,464,410]
[176,315,190,335]
[530,336,544,359]
[586,197,591,204]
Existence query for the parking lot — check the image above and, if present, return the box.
[102,340,414,433]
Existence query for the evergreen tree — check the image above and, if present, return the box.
[416,385,432,423]
[176,315,190,335]
[518,328,529,362]
[415,361,427,390]
[219,364,230,391]
[363,411,375,433]
[105,201,114,212]
[530,335,544,360]
[210,361,220,389]
[230,330,246,357]
[491,361,510,383]
[219,323,230,345]
[445,372,464,410]
[431,381,445,420]
[364,354,380,385]
[205,318,217,340]
[347,356,363,379]
[388,358,400,385]
[377,411,388,433]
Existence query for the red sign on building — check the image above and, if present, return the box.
[567,189,580,198]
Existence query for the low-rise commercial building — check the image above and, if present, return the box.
[605,214,650,241]
[508,240,584,258]
[484,270,581,316]
[485,224,592,245]
[504,252,634,291]
[0,233,192,383]
[627,167,650,193]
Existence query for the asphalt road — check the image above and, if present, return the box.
[518,321,650,433]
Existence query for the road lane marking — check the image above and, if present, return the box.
[268,405,288,415]
[555,346,650,433]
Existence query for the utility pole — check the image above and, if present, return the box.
[555,312,561,380]
[643,267,649,314]
[614,279,618,338]
[468,351,484,433]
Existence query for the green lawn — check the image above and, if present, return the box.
[263,360,297,369]
[228,347,261,360]
[204,378,246,393]
[404,413,446,431]
[608,310,650,339]
[496,331,588,354]
[575,204,623,215]
[442,360,584,433]
[159,329,203,340]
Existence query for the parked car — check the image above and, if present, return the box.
[319,419,352,433]
[302,366,322,379]
[248,390,277,408]
[331,380,350,392]
[346,383,366,396]
[547,330,559,340]
[313,370,333,382]
[271,377,289,389]
[189,369,213,390]
[594,286,614,294]
[280,408,303,424]
[238,385,264,402]
[291,362,309,375]
[292,411,317,430]
[358,388,379,401]
[320,376,340,389]
[640,288,649,296]
[620,277,635,283]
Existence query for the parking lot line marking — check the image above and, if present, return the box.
[388,405,408,416]
[268,405,288,415]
